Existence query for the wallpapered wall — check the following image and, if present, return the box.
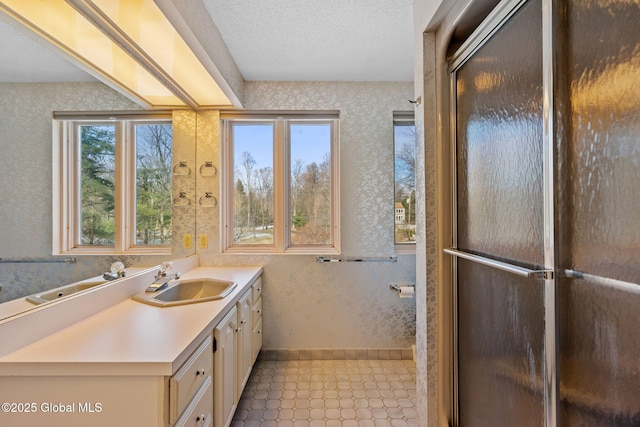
[198,81,417,351]
[0,80,417,352]
[0,83,194,304]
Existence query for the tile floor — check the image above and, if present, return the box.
[231,359,418,427]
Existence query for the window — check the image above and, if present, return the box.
[54,115,173,255]
[221,113,340,253]
[394,112,416,247]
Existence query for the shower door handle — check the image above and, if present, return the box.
[444,248,553,280]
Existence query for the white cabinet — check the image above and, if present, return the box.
[213,276,263,427]
[0,271,263,427]
[251,277,263,365]
[170,336,213,425]
[173,274,263,427]
[213,305,238,427]
[0,336,215,427]
[173,376,213,427]
[252,316,263,365]
[237,288,253,398]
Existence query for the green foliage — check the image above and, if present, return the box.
[80,125,115,245]
[291,214,306,228]
[79,124,173,247]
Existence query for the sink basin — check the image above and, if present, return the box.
[25,280,108,305]
[133,278,237,307]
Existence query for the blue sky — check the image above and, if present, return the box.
[394,123,415,178]
[233,123,330,170]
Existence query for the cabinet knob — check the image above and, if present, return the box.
[196,414,206,422]
[195,369,206,376]
[256,288,261,292]
[257,309,262,314]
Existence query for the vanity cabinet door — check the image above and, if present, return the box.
[237,289,253,398]
[252,316,263,365]
[214,306,237,427]
[251,277,263,364]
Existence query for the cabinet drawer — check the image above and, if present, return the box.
[170,336,213,424]
[174,376,213,427]
[251,277,263,305]
[252,297,262,327]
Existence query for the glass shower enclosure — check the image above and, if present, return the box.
[446,0,640,424]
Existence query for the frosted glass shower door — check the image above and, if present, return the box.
[449,0,640,424]
[449,0,548,425]
[557,0,640,424]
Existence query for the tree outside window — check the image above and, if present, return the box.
[394,113,416,245]
[222,115,339,253]
[55,118,173,255]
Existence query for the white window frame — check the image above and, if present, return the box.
[221,112,340,254]
[53,113,172,255]
[393,111,416,253]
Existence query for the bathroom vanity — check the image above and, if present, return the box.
[0,258,263,427]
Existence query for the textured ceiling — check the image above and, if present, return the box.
[0,0,414,83]
[203,0,414,81]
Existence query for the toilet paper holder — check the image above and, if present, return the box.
[390,283,415,299]
[389,283,415,292]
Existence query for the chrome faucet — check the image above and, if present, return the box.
[146,262,181,293]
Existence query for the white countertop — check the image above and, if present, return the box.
[0,298,33,321]
[0,266,262,377]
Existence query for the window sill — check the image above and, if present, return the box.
[222,246,341,256]
[394,244,416,255]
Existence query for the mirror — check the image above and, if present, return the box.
[0,18,197,320]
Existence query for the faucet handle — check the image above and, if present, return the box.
[156,261,172,280]
[160,261,172,274]
[110,261,125,277]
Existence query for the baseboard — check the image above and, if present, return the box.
[258,348,414,361]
